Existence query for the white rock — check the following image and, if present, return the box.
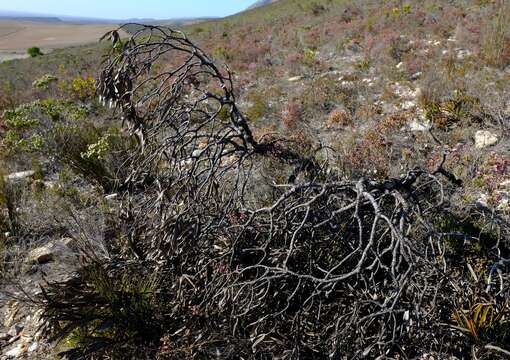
[475,130,498,148]
[287,76,303,82]
[192,149,203,158]
[43,181,57,190]
[457,49,472,60]
[500,180,510,188]
[396,62,404,69]
[415,87,423,99]
[498,197,510,211]
[401,100,416,110]
[410,72,422,80]
[4,171,35,182]
[27,247,53,264]
[476,193,489,208]
[27,342,38,353]
[7,324,23,337]
[393,83,418,99]
[27,239,77,265]
[105,193,118,201]
[5,344,24,358]
[409,119,432,132]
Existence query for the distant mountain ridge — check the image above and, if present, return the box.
[0,10,214,25]
[0,10,62,22]
[0,16,62,23]
[248,0,280,10]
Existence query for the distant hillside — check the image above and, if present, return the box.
[0,10,62,23]
[0,16,62,23]
[248,0,280,10]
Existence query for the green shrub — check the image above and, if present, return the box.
[3,106,39,129]
[1,99,88,155]
[51,124,116,192]
[213,46,229,61]
[81,134,111,161]
[27,46,43,58]
[0,176,21,237]
[32,74,58,90]
[69,75,96,100]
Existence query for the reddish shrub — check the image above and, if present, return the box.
[345,129,391,177]
[282,97,302,129]
[376,111,410,133]
[325,108,353,128]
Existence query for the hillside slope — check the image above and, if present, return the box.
[247,0,280,10]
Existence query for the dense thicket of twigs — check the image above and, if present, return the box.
[39,25,510,359]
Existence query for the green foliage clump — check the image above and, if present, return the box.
[0,174,21,238]
[51,124,116,192]
[3,105,40,129]
[356,59,371,71]
[32,74,58,90]
[1,99,89,155]
[213,46,229,61]
[2,131,44,153]
[391,3,411,16]
[81,133,111,161]
[39,97,88,121]
[69,75,96,100]
[27,46,43,58]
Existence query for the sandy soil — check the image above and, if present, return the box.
[0,20,126,61]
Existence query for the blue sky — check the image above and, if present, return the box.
[0,1,256,19]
